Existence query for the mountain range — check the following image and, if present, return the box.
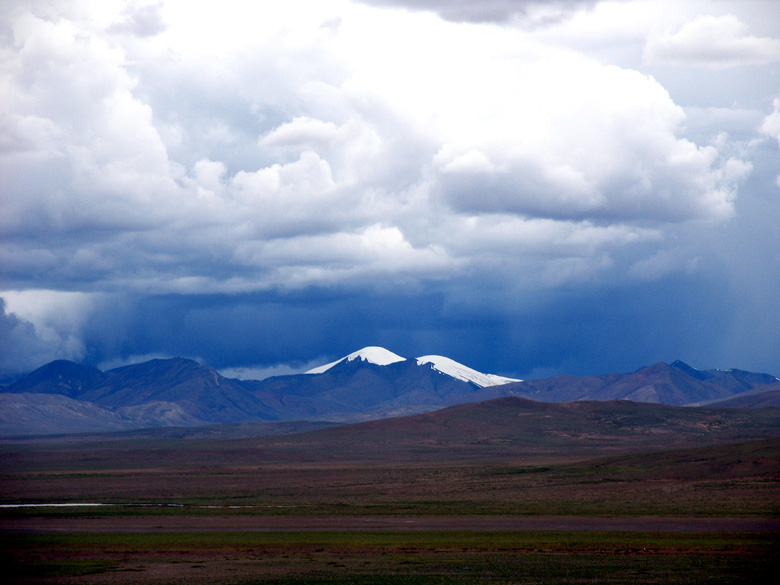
[1,347,778,436]
[500,360,780,406]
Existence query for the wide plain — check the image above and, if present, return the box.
[2,398,779,583]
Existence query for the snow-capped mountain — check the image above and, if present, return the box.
[304,346,517,387]
[416,355,522,388]
[306,346,406,374]
[4,349,779,436]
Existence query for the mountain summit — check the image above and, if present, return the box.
[305,347,519,388]
[306,346,406,374]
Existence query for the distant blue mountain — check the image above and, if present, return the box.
[2,349,778,436]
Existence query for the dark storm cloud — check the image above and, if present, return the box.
[0,300,43,373]
[494,277,740,378]
[59,259,767,383]
[73,290,452,372]
[0,299,84,375]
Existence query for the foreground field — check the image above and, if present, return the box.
[1,436,778,517]
[5,529,779,584]
[2,399,779,583]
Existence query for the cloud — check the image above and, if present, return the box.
[645,14,780,67]
[219,361,323,380]
[109,1,167,37]
[0,2,753,300]
[259,116,341,150]
[1,1,776,378]
[627,249,699,281]
[232,223,459,290]
[760,98,780,188]
[355,0,598,25]
[0,299,50,374]
[0,294,92,374]
[428,57,748,223]
[0,2,754,303]
[1,12,182,239]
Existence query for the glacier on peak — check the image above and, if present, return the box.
[305,346,407,374]
[416,355,521,388]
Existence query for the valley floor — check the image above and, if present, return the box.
[2,407,778,583]
[5,514,780,533]
[4,526,778,584]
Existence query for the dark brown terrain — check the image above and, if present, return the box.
[2,397,779,583]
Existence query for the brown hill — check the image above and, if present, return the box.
[252,396,780,464]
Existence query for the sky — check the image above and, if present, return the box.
[1,0,779,381]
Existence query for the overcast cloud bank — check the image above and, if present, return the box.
[1,0,778,379]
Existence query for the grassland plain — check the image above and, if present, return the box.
[3,530,779,584]
[2,399,779,583]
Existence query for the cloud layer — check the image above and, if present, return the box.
[1,0,778,378]
[645,14,780,67]
[356,0,599,24]
[1,2,750,295]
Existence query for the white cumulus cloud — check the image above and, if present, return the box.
[760,98,780,188]
[645,14,780,67]
[0,0,757,300]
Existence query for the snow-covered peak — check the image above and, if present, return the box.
[306,346,407,374]
[416,355,521,388]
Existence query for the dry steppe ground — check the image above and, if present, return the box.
[2,398,779,583]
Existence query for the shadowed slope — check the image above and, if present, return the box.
[5,360,110,399]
